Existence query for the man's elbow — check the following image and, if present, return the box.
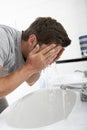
[26,81,35,86]
[0,89,6,98]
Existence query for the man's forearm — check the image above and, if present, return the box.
[0,64,35,98]
[26,72,41,86]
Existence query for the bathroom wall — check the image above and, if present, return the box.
[0,0,87,104]
[0,0,87,59]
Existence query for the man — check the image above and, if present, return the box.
[0,17,71,113]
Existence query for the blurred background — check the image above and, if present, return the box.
[0,0,87,104]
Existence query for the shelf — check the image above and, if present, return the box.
[56,57,87,64]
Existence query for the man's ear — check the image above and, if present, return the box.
[28,34,37,48]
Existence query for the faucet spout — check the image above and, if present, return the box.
[60,83,87,102]
[60,85,81,90]
[75,70,87,78]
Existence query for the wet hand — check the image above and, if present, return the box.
[26,44,61,72]
[50,47,65,64]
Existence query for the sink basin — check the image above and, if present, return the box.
[0,88,77,129]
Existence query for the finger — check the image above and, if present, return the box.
[41,44,56,55]
[44,45,63,59]
[41,46,63,67]
[45,53,58,65]
[54,45,63,54]
[56,48,65,59]
[30,44,40,55]
[52,48,65,63]
[51,54,58,63]
[49,48,65,64]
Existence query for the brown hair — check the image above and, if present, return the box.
[22,17,71,47]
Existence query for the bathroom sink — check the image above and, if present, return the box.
[0,88,77,129]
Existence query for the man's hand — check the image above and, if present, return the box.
[25,44,63,73]
[25,44,64,86]
[50,47,65,64]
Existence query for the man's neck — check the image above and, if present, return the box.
[21,40,28,61]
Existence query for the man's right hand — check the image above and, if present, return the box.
[25,44,63,72]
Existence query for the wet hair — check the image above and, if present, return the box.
[22,17,71,47]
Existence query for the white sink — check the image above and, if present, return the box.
[0,88,77,129]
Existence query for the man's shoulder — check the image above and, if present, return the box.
[0,24,22,43]
[0,24,18,35]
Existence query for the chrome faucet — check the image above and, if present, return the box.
[60,83,87,102]
[74,70,87,101]
[80,83,87,102]
[75,70,87,78]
